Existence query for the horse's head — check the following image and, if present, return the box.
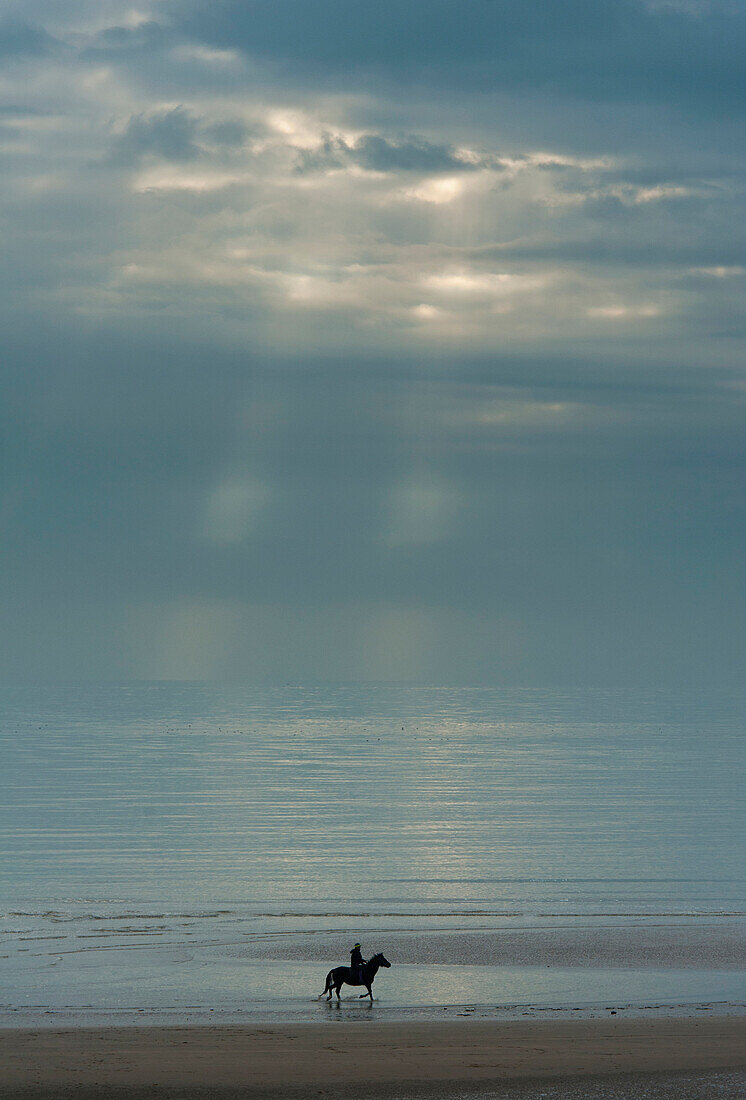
[372,952,391,968]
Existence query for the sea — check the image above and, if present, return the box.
[1,682,744,1025]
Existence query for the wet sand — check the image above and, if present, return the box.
[249,919,746,969]
[2,1017,744,1099]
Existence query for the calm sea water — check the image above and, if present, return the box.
[2,683,744,1023]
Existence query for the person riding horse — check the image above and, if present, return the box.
[321,950,391,1001]
[350,942,364,982]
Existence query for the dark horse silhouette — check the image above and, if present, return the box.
[319,952,391,1001]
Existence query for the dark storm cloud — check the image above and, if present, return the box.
[1,0,744,683]
[296,133,482,174]
[471,235,746,270]
[202,119,251,147]
[107,107,202,166]
[0,103,49,117]
[350,135,480,174]
[174,0,746,114]
[104,105,253,168]
[81,20,169,59]
[0,17,58,57]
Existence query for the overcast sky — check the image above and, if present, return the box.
[1,0,744,684]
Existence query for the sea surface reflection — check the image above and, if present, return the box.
[2,682,744,1022]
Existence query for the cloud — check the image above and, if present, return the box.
[296,132,482,176]
[202,118,249,146]
[203,477,269,544]
[107,106,201,165]
[355,134,478,173]
[384,477,455,547]
[689,265,745,278]
[81,19,169,58]
[0,0,744,684]
[174,0,746,115]
[0,18,58,58]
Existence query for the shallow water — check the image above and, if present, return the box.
[2,682,744,1023]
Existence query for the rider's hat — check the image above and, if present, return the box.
[353,942,361,948]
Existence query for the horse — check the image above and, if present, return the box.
[319,952,391,1001]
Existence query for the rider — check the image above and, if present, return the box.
[350,942,364,982]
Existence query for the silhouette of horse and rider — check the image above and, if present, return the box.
[319,942,391,1001]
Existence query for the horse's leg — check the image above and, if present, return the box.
[359,985,373,1000]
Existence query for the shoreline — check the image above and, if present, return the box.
[2,1018,744,1098]
[5,915,744,1029]
[3,997,745,1031]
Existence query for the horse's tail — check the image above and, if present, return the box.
[318,969,334,998]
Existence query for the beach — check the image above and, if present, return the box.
[3,684,744,1096]
[2,1018,745,1099]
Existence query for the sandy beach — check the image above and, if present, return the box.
[4,687,744,1096]
[2,1017,745,1099]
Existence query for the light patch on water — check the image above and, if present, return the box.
[1,683,743,1023]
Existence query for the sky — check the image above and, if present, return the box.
[1,0,744,685]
